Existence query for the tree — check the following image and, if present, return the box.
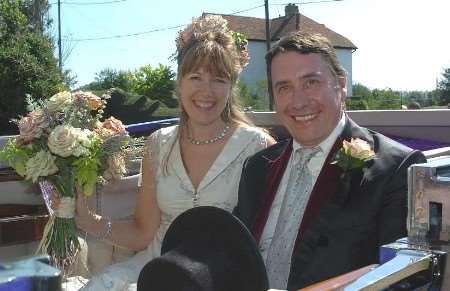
[237,80,270,111]
[85,68,133,91]
[352,83,371,98]
[437,68,450,106]
[348,83,371,110]
[132,64,177,108]
[21,0,51,32]
[370,88,401,109]
[82,64,177,108]
[0,0,65,134]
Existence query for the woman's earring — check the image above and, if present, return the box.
[222,99,231,121]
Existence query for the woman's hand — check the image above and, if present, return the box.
[74,188,100,235]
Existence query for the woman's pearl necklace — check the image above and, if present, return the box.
[187,124,231,145]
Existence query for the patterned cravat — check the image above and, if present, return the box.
[265,146,321,289]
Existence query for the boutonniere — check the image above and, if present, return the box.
[331,138,375,173]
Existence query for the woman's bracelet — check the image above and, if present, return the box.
[101,216,112,240]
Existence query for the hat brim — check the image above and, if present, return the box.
[161,206,268,290]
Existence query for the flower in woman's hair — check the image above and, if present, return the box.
[17,109,49,144]
[101,116,127,136]
[174,15,234,61]
[48,125,90,158]
[47,91,73,112]
[103,153,126,181]
[175,23,194,52]
[332,138,375,172]
[73,91,103,111]
[230,31,249,67]
[25,150,58,182]
[240,46,249,67]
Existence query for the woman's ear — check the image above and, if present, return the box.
[338,76,347,97]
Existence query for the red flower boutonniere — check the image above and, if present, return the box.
[331,138,375,172]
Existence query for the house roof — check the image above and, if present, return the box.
[203,12,357,50]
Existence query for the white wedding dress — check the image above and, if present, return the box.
[74,125,271,291]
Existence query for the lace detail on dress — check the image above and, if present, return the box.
[138,125,178,186]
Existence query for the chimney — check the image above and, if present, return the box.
[285,3,299,17]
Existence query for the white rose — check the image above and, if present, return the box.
[47,91,73,112]
[72,128,93,156]
[48,125,88,157]
[25,150,58,182]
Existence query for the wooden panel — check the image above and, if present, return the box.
[0,168,23,182]
[0,204,48,246]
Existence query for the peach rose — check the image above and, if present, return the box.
[343,138,375,160]
[102,116,127,135]
[74,91,103,111]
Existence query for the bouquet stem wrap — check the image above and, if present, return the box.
[37,164,81,273]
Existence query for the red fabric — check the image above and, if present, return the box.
[252,140,293,242]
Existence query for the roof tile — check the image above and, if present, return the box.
[203,12,357,49]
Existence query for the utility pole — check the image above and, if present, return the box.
[265,0,274,110]
[58,0,62,72]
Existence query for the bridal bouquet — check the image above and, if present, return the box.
[0,91,140,271]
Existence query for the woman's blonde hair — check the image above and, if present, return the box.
[162,15,253,174]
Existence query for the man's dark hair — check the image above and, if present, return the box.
[266,32,347,80]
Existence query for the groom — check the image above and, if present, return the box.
[234,32,426,290]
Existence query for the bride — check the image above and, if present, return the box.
[73,15,275,290]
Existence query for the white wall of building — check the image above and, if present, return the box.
[239,41,267,91]
[336,48,353,97]
[240,41,354,97]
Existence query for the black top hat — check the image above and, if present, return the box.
[137,206,268,291]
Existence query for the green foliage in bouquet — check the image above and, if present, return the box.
[0,90,143,272]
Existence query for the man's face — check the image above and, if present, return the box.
[271,51,347,147]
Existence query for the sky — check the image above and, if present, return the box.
[48,0,450,91]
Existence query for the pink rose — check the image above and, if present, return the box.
[73,91,103,111]
[17,110,49,143]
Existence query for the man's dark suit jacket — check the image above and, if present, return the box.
[234,117,426,290]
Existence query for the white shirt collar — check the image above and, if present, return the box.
[292,114,346,156]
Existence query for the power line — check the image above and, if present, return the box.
[49,0,127,6]
[66,4,265,42]
[228,4,265,15]
[271,0,343,5]
[68,24,185,41]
